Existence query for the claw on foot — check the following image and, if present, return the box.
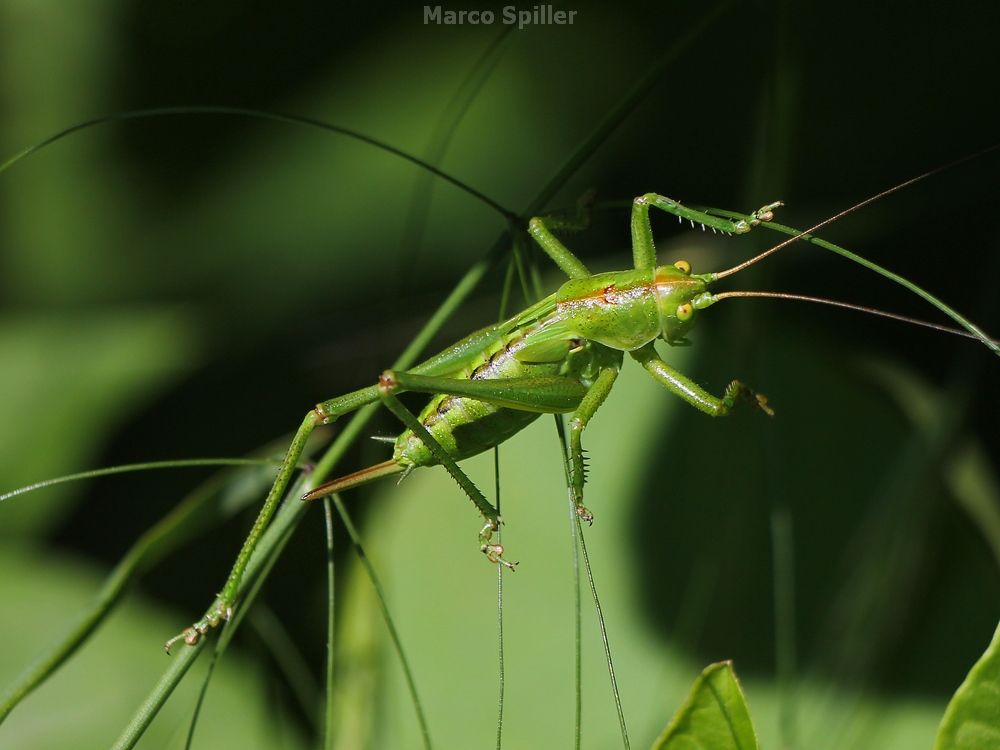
[482,542,518,570]
[479,519,517,570]
[755,392,775,417]
[576,505,595,525]
[164,602,234,654]
[752,200,784,223]
[164,627,201,654]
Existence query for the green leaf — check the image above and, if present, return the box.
[651,661,760,750]
[934,622,1000,750]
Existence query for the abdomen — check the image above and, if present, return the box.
[392,329,571,468]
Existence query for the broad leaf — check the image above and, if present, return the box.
[652,661,760,750]
[934,622,1000,750]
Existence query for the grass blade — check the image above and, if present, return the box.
[323,498,336,750]
[0,461,276,723]
[111,639,206,750]
[494,447,506,750]
[332,494,432,750]
[577,522,630,749]
[116,472,309,750]
[398,26,514,285]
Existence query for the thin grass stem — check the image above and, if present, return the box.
[494,447,506,750]
[179,490,305,750]
[332,494,432,750]
[323,498,336,750]
[0,462,278,722]
[0,458,282,503]
[248,606,320,728]
[552,415,584,750]
[0,107,516,222]
[576,524,630,750]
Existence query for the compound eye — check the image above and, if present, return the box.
[676,302,694,321]
[673,259,691,274]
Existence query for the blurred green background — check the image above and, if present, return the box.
[1,1,999,748]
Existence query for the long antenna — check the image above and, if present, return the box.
[713,144,1000,280]
[709,290,997,343]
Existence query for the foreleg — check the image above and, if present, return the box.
[631,193,783,270]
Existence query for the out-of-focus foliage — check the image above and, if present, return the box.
[0,546,307,749]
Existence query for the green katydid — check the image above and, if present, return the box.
[165,167,998,653]
[0,102,996,744]
[2,108,994,679]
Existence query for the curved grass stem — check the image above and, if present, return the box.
[0,458,282,504]
[0,107,515,222]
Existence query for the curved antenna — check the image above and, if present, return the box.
[713,143,1000,281]
[0,105,519,223]
[708,290,998,344]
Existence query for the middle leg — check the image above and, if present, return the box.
[567,364,620,523]
[376,388,517,569]
[317,368,595,568]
